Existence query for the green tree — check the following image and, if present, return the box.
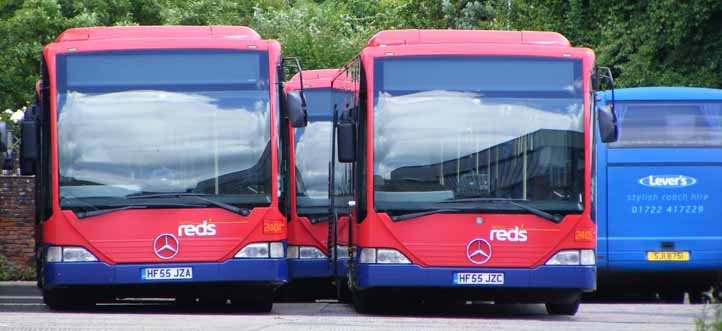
[0,0,68,110]
[2,0,722,113]
[251,1,390,69]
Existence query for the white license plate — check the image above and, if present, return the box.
[141,267,193,280]
[454,272,504,285]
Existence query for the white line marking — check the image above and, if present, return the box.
[0,303,44,306]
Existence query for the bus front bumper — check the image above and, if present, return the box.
[354,264,596,290]
[288,258,349,280]
[44,259,287,289]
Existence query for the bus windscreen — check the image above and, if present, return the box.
[373,56,584,213]
[56,50,272,207]
[609,102,722,147]
[294,88,353,213]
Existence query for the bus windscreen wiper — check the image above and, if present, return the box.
[439,197,563,223]
[75,205,149,219]
[74,201,215,219]
[390,207,481,222]
[127,192,251,216]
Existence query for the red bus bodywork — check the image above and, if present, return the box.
[30,26,288,309]
[334,30,597,314]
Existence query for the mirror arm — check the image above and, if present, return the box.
[596,66,616,112]
[0,122,7,153]
[282,57,307,108]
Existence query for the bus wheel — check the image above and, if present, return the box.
[545,299,580,316]
[352,289,375,314]
[175,296,199,307]
[43,289,94,310]
[231,296,273,313]
[337,284,353,304]
[658,290,684,303]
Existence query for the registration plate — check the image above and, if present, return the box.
[646,251,690,262]
[141,267,193,280]
[453,272,504,285]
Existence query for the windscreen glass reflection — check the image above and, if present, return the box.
[610,102,722,147]
[294,89,333,212]
[373,56,585,213]
[57,51,272,207]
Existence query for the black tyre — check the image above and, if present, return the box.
[337,283,353,303]
[352,289,375,314]
[658,289,684,303]
[231,296,273,313]
[545,299,580,316]
[175,295,199,307]
[43,289,94,310]
[352,289,404,314]
[250,298,273,313]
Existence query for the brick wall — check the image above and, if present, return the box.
[0,176,35,267]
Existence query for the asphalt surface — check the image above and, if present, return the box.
[0,285,711,331]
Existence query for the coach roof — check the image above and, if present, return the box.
[367,29,570,47]
[55,26,261,42]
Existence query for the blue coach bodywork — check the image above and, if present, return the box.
[595,87,722,300]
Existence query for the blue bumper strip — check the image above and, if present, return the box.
[288,259,349,280]
[45,259,287,288]
[601,260,722,272]
[355,264,595,290]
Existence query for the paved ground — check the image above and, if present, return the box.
[0,285,712,331]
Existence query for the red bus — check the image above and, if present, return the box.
[331,29,617,315]
[283,69,352,299]
[18,26,307,311]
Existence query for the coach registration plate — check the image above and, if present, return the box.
[141,267,193,280]
[646,251,689,262]
[453,272,504,285]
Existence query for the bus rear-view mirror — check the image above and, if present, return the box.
[20,117,39,175]
[286,91,308,128]
[0,122,7,153]
[0,122,13,171]
[598,104,618,143]
[337,121,356,163]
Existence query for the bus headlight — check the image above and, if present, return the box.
[287,245,299,259]
[46,246,98,263]
[377,249,411,264]
[46,247,62,262]
[270,242,284,258]
[300,246,326,259]
[580,250,596,265]
[335,245,349,260]
[360,248,376,263]
[235,242,285,258]
[359,248,411,264]
[545,249,595,266]
[287,245,327,259]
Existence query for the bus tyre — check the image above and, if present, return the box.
[338,285,353,304]
[658,290,684,303]
[231,297,273,313]
[545,299,580,316]
[352,289,375,314]
[175,296,198,307]
[43,289,93,310]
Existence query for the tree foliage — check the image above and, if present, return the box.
[1,0,721,111]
